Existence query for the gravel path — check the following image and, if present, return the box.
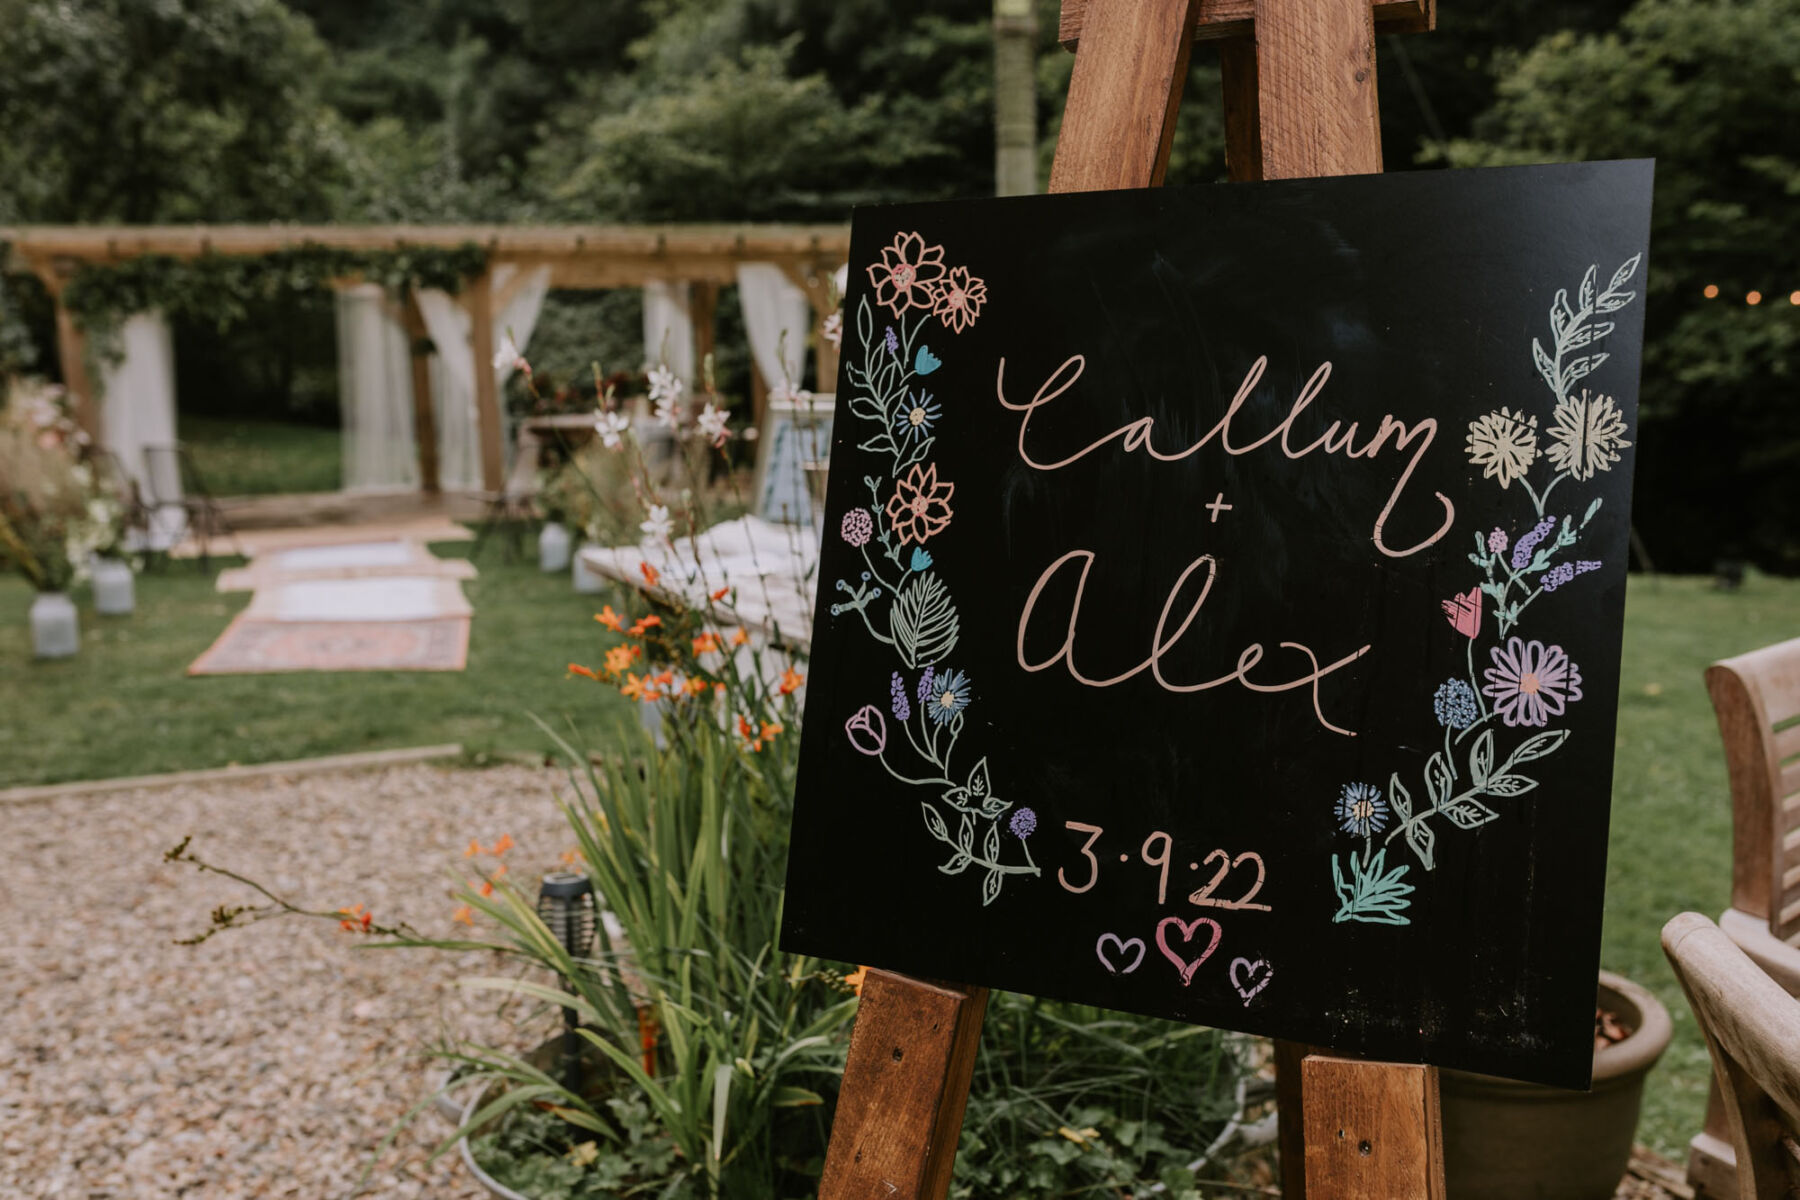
[2,763,577,1199]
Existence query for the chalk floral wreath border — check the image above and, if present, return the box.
[1330,253,1644,926]
[831,231,1041,906]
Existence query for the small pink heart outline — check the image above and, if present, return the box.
[1229,956,1274,1005]
[1095,933,1146,976]
[1155,916,1222,986]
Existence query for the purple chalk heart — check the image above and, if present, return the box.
[1094,933,1146,976]
[1230,956,1274,1004]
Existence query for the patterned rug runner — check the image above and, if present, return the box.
[189,539,473,675]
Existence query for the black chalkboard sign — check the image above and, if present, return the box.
[781,161,1654,1089]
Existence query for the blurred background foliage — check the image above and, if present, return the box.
[0,0,1795,569]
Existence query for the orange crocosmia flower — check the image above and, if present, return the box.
[492,835,514,856]
[568,663,598,680]
[491,862,508,881]
[710,586,730,602]
[479,880,495,897]
[737,715,755,740]
[713,682,726,696]
[560,848,582,867]
[604,645,638,675]
[639,561,661,587]
[761,722,784,741]
[628,615,662,636]
[843,966,869,996]
[684,677,710,697]
[731,628,750,646]
[594,605,624,631]
[777,668,805,695]
[360,911,372,929]
[620,672,647,700]
[464,839,481,859]
[653,670,675,686]
[692,632,722,655]
[452,905,474,927]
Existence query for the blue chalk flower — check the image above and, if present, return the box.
[910,547,933,572]
[926,668,972,726]
[894,390,941,442]
[889,671,911,722]
[1433,679,1479,729]
[914,346,942,375]
[1009,807,1038,840]
[1335,782,1389,837]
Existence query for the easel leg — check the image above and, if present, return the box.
[1301,1055,1446,1199]
[818,971,989,1200]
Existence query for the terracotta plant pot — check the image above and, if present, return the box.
[1438,970,1672,1200]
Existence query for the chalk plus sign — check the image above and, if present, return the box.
[1205,493,1233,523]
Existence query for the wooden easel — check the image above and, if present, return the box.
[816,1,1444,1197]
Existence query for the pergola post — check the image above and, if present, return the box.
[464,269,506,494]
[779,259,843,393]
[26,259,101,440]
[692,282,719,384]
[401,290,440,494]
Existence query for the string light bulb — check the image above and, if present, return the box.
[1703,284,1719,298]
[1747,291,1763,306]
[1790,291,1800,306]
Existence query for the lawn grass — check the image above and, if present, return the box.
[2,557,1796,1157]
[0,537,632,787]
[180,415,343,495]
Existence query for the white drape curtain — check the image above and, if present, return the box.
[414,264,551,490]
[735,263,812,392]
[98,310,185,548]
[642,280,696,381]
[335,284,419,492]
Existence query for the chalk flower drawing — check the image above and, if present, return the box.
[1482,637,1584,728]
[930,266,988,333]
[1545,390,1633,480]
[832,232,1039,904]
[1335,783,1390,837]
[1464,408,1539,488]
[1332,253,1641,926]
[885,462,955,545]
[868,232,946,316]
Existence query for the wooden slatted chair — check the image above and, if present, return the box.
[1689,636,1800,1197]
[1664,911,1800,1199]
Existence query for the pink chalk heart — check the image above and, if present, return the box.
[1230,956,1274,1005]
[1095,933,1146,976]
[1441,588,1482,638]
[1155,916,1222,986]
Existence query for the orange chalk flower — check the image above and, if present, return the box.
[777,668,805,695]
[639,561,661,587]
[692,631,722,655]
[452,905,474,926]
[929,267,987,334]
[594,605,624,632]
[885,463,954,546]
[731,628,750,647]
[568,662,598,680]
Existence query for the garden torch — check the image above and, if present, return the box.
[536,871,596,1095]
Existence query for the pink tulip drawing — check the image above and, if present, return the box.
[1441,588,1482,638]
[844,705,887,756]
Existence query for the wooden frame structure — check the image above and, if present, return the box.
[1,224,849,492]
[818,2,1444,1199]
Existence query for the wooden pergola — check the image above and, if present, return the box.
[1,224,850,491]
